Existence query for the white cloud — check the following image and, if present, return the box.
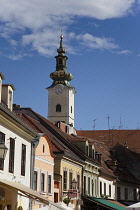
[0,51,32,60]
[117,50,132,55]
[0,0,138,58]
[75,33,119,51]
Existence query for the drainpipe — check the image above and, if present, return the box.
[29,137,40,210]
[54,173,62,202]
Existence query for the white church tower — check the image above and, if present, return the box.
[47,35,76,126]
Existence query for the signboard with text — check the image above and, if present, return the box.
[68,189,79,198]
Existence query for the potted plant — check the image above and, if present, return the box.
[63,197,71,206]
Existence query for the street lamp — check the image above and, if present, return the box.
[72,179,78,210]
[72,178,77,190]
[0,143,8,159]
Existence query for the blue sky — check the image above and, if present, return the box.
[0,0,140,130]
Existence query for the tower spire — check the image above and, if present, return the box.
[49,35,73,87]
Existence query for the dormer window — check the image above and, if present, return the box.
[56,104,61,112]
[95,152,101,163]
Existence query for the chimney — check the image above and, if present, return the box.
[124,142,128,149]
[0,73,5,103]
[1,84,15,111]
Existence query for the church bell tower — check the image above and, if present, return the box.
[47,35,76,126]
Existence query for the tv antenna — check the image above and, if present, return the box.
[93,119,96,129]
[107,114,110,130]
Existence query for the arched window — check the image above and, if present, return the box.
[59,58,62,65]
[56,104,61,112]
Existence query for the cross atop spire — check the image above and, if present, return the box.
[60,29,63,48]
[57,31,66,55]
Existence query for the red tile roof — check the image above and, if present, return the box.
[77,129,140,152]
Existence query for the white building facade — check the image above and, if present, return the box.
[0,73,39,210]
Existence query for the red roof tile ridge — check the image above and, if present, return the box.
[20,113,44,133]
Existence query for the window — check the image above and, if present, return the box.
[41,173,45,192]
[65,126,68,133]
[33,171,38,191]
[0,132,5,143]
[117,187,121,200]
[95,179,97,196]
[104,183,106,195]
[92,149,95,159]
[100,181,102,196]
[71,106,72,113]
[0,132,5,170]
[92,180,94,196]
[86,146,89,155]
[69,172,73,189]
[134,188,137,201]
[59,58,62,65]
[21,144,26,176]
[109,185,111,197]
[77,174,80,190]
[95,153,101,163]
[88,177,90,195]
[63,170,67,191]
[125,188,128,200]
[9,90,12,110]
[84,176,86,195]
[43,145,45,153]
[9,138,15,173]
[56,104,61,112]
[48,175,52,193]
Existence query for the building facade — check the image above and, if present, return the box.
[0,73,39,210]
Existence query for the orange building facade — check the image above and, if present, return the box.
[32,134,55,209]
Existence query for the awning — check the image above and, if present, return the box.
[126,202,140,209]
[0,179,66,210]
[86,196,126,210]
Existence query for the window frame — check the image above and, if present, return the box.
[124,188,128,200]
[100,181,102,196]
[77,174,80,191]
[69,172,73,189]
[117,186,121,200]
[63,170,67,191]
[48,174,52,193]
[21,144,26,176]
[41,173,45,192]
[109,184,111,197]
[104,183,106,195]
[33,171,38,191]
[92,179,94,196]
[84,176,86,195]
[88,177,90,195]
[9,138,15,173]
[134,188,137,201]
[56,104,61,112]
[0,132,5,170]
[0,132,5,143]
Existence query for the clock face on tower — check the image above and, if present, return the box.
[55,87,63,95]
